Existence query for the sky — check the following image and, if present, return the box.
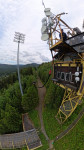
[0,0,84,65]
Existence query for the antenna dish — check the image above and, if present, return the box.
[73,27,81,34]
[41,34,49,41]
[42,21,47,26]
[44,8,51,12]
[48,17,54,26]
[42,17,47,22]
[50,13,54,19]
[42,17,47,26]
[44,8,51,17]
[41,26,47,33]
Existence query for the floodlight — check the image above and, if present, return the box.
[42,17,47,23]
[44,8,51,12]
[48,17,54,26]
[42,21,47,26]
[14,32,25,96]
[41,33,49,41]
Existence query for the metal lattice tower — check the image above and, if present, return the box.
[56,89,82,124]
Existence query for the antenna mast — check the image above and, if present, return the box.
[42,0,45,9]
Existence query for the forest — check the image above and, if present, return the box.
[0,63,39,76]
[0,66,38,134]
[0,62,84,150]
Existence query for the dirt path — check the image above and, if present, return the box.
[37,78,49,140]
[37,78,54,149]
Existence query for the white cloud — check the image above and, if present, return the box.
[0,0,84,64]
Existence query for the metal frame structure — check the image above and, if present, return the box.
[48,13,75,49]
[56,89,82,124]
[41,9,84,124]
[0,130,42,150]
[55,59,84,123]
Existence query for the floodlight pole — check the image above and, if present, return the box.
[14,32,25,96]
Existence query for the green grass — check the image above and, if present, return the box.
[37,132,49,150]
[43,102,84,140]
[43,108,62,139]
[22,89,84,150]
[54,115,84,150]
[28,109,40,129]
[21,147,27,150]
[28,109,49,149]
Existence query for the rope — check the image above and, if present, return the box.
[37,74,51,88]
[37,69,52,88]
[33,74,51,89]
[32,69,52,88]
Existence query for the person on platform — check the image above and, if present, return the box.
[59,29,67,41]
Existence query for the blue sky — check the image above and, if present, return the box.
[0,0,84,64]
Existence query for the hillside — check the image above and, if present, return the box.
[0,62,83,150]
[0,63,39,76]
[37,62,84,150]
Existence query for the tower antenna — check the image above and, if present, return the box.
[42,0,45,9]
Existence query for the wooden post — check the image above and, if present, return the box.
[12,141,14,149]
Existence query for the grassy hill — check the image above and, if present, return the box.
[37,62,84,150]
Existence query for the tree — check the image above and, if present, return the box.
[45,82,56,108]
[22,86,38,112]
[5,82,23,113]
[1,104,22,133]
[0,95,7,110]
